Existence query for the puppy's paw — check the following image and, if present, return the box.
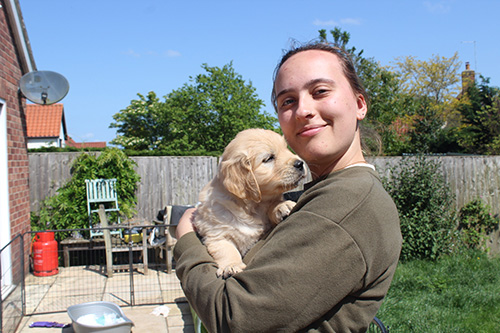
[271,200,296,224]
[216,262,246,279]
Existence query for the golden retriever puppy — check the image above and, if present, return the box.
[192,128,307,278]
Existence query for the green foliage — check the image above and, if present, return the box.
[110,62,279,155]
[457,199,499,250]
[391,53,462,105]
[383,155,455,261]
[359,62,410,156]
[378,250,500,332]
[31,148,140,239]
[455,77,500,154]
[109,91,165,150]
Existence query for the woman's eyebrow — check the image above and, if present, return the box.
[304,78,336,89]
[276,78,336,100]
[275,87,292,101]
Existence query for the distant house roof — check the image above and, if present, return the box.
[26,103,107,148]
[26,103,66,138]
[66,136,107,149]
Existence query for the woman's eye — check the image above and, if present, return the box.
[314,88,328,96]
[281,98,295,107]
[263,154,275,163]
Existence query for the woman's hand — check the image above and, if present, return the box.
[175,207,196,239]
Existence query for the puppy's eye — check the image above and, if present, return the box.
[263,154,275,163]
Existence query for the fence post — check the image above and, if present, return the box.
[98,205,113,278]
[129,242,135,306]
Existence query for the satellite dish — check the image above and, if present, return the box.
[19,70,69,105]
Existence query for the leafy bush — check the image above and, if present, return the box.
[31,148,141,239]
[457,199,499,250]
[383,155,456,261]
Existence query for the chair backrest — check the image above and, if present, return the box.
[85,179,119,205]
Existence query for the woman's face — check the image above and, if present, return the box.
[274,50,367,177]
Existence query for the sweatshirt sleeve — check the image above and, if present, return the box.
[173,211,366,332]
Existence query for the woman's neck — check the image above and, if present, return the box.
[309,139,366,179]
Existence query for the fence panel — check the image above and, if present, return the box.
[133,156,217,221]
[28,152,85,212]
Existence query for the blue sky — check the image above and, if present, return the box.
[20,0,500,144]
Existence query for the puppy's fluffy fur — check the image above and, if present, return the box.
[192,129,307,278]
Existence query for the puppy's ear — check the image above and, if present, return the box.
[220,156,261,202]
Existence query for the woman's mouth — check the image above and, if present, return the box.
[298,125,326,137]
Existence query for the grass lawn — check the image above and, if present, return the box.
[376,250,500,332]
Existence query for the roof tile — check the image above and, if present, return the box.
[26,104,64,138]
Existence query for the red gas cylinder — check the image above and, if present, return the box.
[33,232,59,277]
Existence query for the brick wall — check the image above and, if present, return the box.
[0,3,32,245]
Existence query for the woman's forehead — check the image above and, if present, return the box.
[281,50,341,69]
[275,50,344,87]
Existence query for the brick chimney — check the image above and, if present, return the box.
[461,62,475,93]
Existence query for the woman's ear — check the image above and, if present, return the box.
[356,94,368,121]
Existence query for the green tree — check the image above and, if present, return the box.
[389,53,463,154]
[110,62,278,155]
[392,53,462,105]
[110,92,165,150]
[455,77,500,154]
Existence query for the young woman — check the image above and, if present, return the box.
[174,42,402,332]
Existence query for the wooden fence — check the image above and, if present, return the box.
[368,156,500,216]
[29,153,500,222]
[29,153,218,222]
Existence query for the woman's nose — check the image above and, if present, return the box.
[295,99,314,119]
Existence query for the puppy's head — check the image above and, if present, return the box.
[219,129,306,202]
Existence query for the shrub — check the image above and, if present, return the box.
[31,148,141,239]
[457,198,499,250]
[383,155,456,261]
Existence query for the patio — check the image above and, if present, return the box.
[13,266,194,332]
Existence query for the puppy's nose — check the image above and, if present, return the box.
[294,159,304,171]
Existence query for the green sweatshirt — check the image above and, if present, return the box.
[174,166,402,332]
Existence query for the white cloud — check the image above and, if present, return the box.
[123,49,141,58]
[423,0,452,13]
[165,50,181,57]
[313,19,338,26]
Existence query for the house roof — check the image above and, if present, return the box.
[26,103,66,138]
[66,136,107,149]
